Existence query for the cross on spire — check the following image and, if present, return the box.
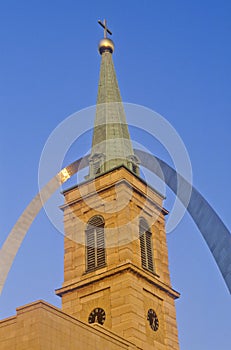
[98,19,112,38]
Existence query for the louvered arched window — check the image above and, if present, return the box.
[139,218,154,272]
[86,216,106,272]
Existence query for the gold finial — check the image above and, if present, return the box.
[98,19,114,55]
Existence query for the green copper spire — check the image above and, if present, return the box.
[88,20,139,178]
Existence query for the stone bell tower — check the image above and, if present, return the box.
[56,20,180,350]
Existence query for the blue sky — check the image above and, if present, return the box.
[0,1,231,349]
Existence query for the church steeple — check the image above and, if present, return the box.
[56,24,180,350]
[88,20,139,178]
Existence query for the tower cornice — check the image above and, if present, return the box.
[61,165,168,216]
[56,262,180,300]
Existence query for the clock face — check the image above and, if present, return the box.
[147,309,159,331]
[88,308,106,325]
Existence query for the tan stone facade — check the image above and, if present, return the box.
[56,166,180,350]
[0,166,180,350]
[0,300,140,349]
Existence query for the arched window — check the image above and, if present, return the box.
[139,218,154,272]
[86,216,106,272]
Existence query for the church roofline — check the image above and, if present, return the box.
[1,299,142,350]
